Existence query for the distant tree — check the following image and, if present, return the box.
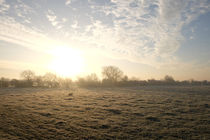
[20,70,35,81]
[86,73,100,87]
[20,70,35,87]
[77,77,86,87]
[60,78,72,88]
[10,79,19,87]
[86,73,99,82]
[180,80,190,85]
[202,80,208,85]
[34,76,44,87]
[102,66,124,84]
[163,75,175,85]
[65,78,73,88]
[0,77,9,88]
[164,75,175,82]
[77,73,100,87]
[148,78,160,85]
[43,72,59,88]
[122,75,128,82]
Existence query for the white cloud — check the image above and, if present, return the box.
[71,20,78,29]
[13,0,34,24]
[0,0,10,13]
[65,0,71,5]
[62,18,67,22]
[46,9,67,30]
[46,10,57,26]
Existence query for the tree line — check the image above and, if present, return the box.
[0,66,209,88]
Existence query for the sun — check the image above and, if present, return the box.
[48,46,84,77]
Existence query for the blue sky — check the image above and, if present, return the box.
[0,0,210,80]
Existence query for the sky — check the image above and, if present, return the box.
[0,0,210,80]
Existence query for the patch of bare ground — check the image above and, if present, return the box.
[0,86,210,139]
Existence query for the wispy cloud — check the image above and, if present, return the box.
[46,9,67,29]
[0,0,10,13]
[79,0,210,66]
[0,0,210,69]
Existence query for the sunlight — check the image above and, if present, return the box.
[48,46,84,77]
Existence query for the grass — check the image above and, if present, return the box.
[0,86,210,139]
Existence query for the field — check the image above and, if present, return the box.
[0,86,210,139]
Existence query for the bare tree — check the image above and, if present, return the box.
[43,72,59,88]
[102,66,124,83]
[20,70,35,81]
[20,70,35,87]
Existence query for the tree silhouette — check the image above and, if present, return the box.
[20,70,35,81]
[164,75,175,83]
[102,66,123,84]
[20,70,35,87]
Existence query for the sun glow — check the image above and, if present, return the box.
[48,46,84,77]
